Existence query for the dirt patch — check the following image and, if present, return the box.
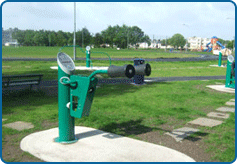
[2,134,43,162]
[2,121,58,162]
[41,120,58,129]
[1,118,223,162]
[136,130,218,162]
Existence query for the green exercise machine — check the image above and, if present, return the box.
[225,54,235,89]
[54,52,136,143]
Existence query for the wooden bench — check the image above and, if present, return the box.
[2,74,43,90]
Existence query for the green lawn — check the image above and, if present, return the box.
[2,46,234,162]
[2,46,204,58]
[2,80,235,162]
[2,60,227,80]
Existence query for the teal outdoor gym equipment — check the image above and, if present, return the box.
[225,54,235,89]
[55,52,136,143]
[218,52,222,67]
[59,45,112,68]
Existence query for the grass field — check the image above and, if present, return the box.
[2,80,235,162]
[2,60,227,80]
[2,46,235,162]
[2,46,204,58]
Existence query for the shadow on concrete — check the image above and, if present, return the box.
[99,119,158,136]
[75,129,122,140]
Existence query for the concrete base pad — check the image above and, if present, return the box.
[20,126,195,162]
[51,66,108,71]
[209,65,226,68]
[206,85,235,93]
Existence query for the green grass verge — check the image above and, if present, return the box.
[2,60,227,80]
[2,46,204,58]
[2,80,235,162]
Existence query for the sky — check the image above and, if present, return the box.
[2,2,236,40]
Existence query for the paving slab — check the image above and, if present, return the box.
[2,119,7,122]
[188,118,223,127]
[225,101,235,106]
[207,112,229,119]
[165,127,200,142]
[20,126,195,162]
[206,85,235,93]
[3,121,34,131]
[216,107,235,113]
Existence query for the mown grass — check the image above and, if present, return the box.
[2,80,235,162]
[2,60,227,80]
[2,46,204,58]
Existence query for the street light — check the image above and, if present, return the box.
[226,17,235,51]
[73,2,76,61]
[182,23,189,52]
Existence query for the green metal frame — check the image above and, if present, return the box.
[59,45,112,67]
[225,60,235,89]
[218,52,222,67]
[55,66,77,143]
[56,61,108,143]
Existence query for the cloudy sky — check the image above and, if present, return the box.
[2,2,235,40]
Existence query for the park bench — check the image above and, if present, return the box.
[2,74,43,90]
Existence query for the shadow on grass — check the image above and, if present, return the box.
[185,131,209,142]
[99,119,158,136]
[2,80,170,115]
[96,82,170,98]
[2,89,57,115]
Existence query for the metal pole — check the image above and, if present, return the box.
[86,49,90,67]
[218,52,222,67]
[73,2,76,61]
[55,66,77,143]
[82,29,84,48]
[165,36,167,52]
[127,30,129,49]
[233,36,235,52]
[186,38,188,52]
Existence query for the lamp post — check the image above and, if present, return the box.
[226,17,235,52]
[182,23,190,52]
[73,2,76,61]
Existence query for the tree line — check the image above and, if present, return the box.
[4,27,234,49]
[8,25,151,48]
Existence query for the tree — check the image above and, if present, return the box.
[101,25,117,48]
[82,27,92,47]
[24,30,35,46]
[226,40,234,49]
[218,38,225,45]
[141,35,151,46]
[92,33,103,48]
[129,26,145,46]
[33,32,45,46]
[12,30,25,45]
[170,33,186,49]
[48,32,57,46]
[56,30,67,46]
